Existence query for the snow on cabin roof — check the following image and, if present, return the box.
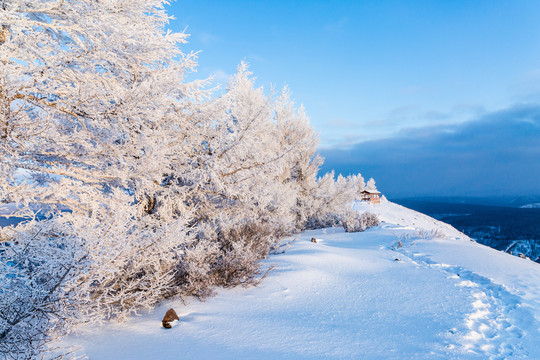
[361,189,381,194]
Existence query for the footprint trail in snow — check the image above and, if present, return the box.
[395,246,533,359]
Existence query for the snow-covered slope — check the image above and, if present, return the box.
[56,202,540,359]
[352,199,467,239]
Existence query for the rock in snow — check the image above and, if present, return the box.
[161,308,180,329]
[56,201,540,359]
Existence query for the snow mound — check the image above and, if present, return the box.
[352,199,467,240]
[55,202,540,359]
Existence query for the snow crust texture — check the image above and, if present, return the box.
[58,202,540,359]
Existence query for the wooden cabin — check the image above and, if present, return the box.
[360,189,381,204]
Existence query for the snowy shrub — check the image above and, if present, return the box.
[363,212,380,229]
[341,210,380,233]
[71,206,191,322]
[175,219,277,299]
[415,229,446,240]
[393,229,446,249]
[0,220,84,359]
[0,199,193,356]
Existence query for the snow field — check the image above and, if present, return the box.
[56,202,540,359]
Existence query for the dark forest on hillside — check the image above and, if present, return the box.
[395,199,540,263]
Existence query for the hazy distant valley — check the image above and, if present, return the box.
[396,197,540,262]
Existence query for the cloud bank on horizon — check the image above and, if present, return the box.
[320,104,540,198]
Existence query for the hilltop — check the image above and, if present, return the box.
[55,201,540,359]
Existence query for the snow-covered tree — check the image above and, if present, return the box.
[169,64,325,295]
[352,173,366,195]
[0,0,206,215]
[299,170,375,229]
[273,88,323,229]
[366,177,377,191]
[0,0,204,356]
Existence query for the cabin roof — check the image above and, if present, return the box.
[361,189,381,194]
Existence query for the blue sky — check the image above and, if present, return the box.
[166,1,540,198]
